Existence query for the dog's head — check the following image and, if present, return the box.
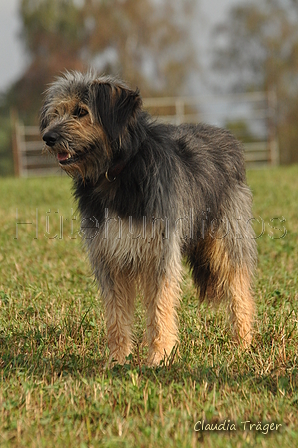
[40,71,142,181]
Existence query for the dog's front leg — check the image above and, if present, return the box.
[101,271,136,365]
[144,273,181,366]
[142,243,182,366]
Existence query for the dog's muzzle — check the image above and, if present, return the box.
[42,131,75,165]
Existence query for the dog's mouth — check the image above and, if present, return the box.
[57,152,80,166]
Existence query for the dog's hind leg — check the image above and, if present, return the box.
[223,188,257,346]
[227,266,255,346]
[192,236,255,346]
[191,187,257,346]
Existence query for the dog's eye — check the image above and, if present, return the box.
[74,107,88,118]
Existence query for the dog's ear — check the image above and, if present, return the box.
[89,81,142,142]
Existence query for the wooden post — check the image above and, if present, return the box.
[175,99,185,125]
[267,88,279,166]
[10,108,21,177]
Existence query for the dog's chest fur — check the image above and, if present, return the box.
[81,207,177,274]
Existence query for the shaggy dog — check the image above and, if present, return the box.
[40,71,257,366]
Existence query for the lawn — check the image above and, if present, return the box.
[0,166,297,447]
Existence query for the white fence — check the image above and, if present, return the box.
[143,91,279,167]
[12,121,63,177]
[12,91,279,177]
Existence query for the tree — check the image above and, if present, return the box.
[84,0,196,96]
[211,0,298,163]
[6,0,196,123]
[0,0,197,176]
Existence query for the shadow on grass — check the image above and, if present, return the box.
[1,324,296,400]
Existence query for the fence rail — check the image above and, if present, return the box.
[12,91,278,177]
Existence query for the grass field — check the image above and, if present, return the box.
[0,166,297,447]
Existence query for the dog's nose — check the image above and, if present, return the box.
[43,131,60,147]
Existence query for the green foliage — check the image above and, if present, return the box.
[225,120,259,143]
[21,0,86,52]
[21,0,122,56]
[0,112,14,177]
[0,167,297,446]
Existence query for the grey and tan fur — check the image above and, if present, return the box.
[40,71,257,366]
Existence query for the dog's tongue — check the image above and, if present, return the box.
[57,153,69,162]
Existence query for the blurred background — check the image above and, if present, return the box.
[0,0,298,177]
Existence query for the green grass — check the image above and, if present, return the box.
[0,166,297,447]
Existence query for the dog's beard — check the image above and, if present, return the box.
[44,139,108,182]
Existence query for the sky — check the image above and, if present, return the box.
[0,0,27,91]
[0,0,244,93]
